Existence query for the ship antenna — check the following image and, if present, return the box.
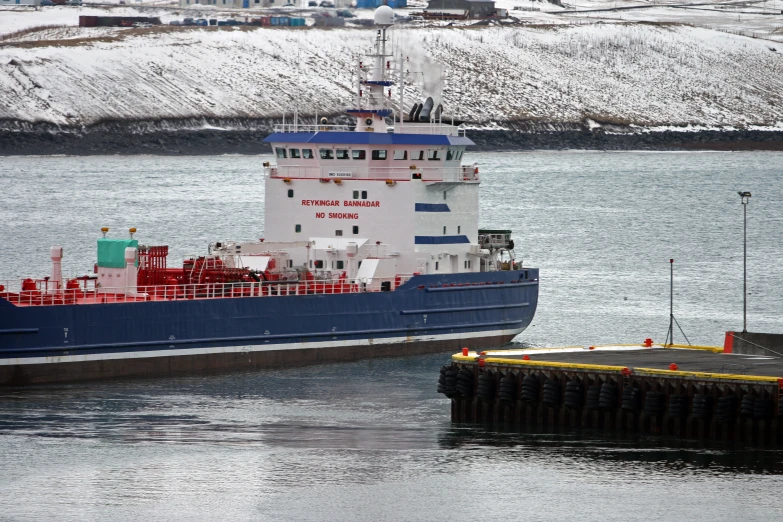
[295,43,301,131]
[398,52,404,132]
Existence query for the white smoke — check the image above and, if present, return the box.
[404,48,444,108]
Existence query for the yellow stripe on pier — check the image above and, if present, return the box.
[452,343,783,384]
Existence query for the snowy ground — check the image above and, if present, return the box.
[0,3,782,128]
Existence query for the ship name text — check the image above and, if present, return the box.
[302,200,381,208]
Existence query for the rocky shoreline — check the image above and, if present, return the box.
[1,121,782,155]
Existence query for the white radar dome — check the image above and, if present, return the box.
[374,5,394,26]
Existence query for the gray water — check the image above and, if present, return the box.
[1,152,783,520]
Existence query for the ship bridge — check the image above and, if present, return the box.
[263,126,477,184]
[259,5,506,280]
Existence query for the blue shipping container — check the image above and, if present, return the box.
[290,17,305,26]
[387,0,407,6]
[356,0,382,8]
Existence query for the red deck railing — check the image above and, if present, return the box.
[0,275,413,307]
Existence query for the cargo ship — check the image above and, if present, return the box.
[0,7,539,385]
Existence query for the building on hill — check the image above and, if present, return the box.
[424,0,495,18]
[0,0,41,5]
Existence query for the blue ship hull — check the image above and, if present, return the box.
[0,270,538,385]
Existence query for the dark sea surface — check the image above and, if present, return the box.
[1,151,782,520]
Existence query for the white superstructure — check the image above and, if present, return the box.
[211,6,515,287]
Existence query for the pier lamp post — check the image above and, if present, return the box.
[738,191,751,333]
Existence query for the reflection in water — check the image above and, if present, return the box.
[438,425,783,475]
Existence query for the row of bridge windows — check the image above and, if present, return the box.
[276,148,464,161]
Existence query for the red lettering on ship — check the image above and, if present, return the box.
[302,200,340,206]
[343,200,380,208]
[314,212,359,219]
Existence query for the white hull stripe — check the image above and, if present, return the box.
[0,328,522,366]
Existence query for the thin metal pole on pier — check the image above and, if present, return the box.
[739,191,751,333]
[664,258,691,347]
[668,258,673,346]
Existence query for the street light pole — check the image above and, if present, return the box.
[668,258,673,346]
[738,191,752,333]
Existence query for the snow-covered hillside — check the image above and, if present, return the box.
[1,23,782,128]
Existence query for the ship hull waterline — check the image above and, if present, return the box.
[0,332,520,386]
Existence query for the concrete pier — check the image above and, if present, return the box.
[439,345,783,445]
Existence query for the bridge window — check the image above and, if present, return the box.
[314,260,324,269]
[446,149,454,161]
[320,149,334,160]
[302,149,313,159]
[371,150,387,160]
[427,150,440,161]
[287,189,294,198]
[457,225,461,233]
[435,262,439,271]
[353,190,359,199]
[275,147,287,158]
[393,150,407,160]
[290,148,300,159]
[335,229,343,236]
[336,260,344,270]
[295,224,301,233]
[352,150,366,160]
[361,190,367,200]
[443,226,447,235]
[336,149,349,160]
[352,225,359,234]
